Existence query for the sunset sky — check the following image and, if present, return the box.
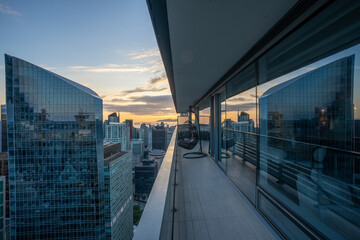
[0,0,177,126]
[1,1,359,126]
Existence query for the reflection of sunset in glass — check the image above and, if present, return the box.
[226,88,256,122]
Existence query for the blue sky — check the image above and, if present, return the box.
[0,0,176,124]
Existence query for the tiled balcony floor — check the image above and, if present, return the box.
[173,145,280,240]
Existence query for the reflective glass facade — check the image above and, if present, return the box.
[5,55,105,239]
[104,151,133,240]
[258,55,358,239]
[1,105,7,153]
[211,47,360,240]
[201,2,360,238]
[0,176,5,240]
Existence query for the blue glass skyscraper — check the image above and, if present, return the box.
[5,54,105,239]
[259,56,354,151]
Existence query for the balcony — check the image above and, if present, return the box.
[141,1,360,239]
[134,127,280,240]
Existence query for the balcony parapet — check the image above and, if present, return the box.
[133,127,177,240]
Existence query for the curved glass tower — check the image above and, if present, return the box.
[5,54,105,239]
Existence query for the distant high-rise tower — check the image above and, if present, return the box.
[104,113,128,151]
[238,111,249,122]
[125,119,133,140]
[0,105,7,152]
[135,159,158,195]
[140,123,149,148]
[232,111,255,133]
[133,127,140,139]
[259,56,354,151]
[131,139,144,168]
[5,54,105,239]
[152,125,167,151]
[107,112,120,123]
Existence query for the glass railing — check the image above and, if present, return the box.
[222,128,258,204]
[224,127,360,239]
[258,134,360,239]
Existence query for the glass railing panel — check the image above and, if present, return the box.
[258,135,360,239]
[224,129,257,204]
[223,84,258,204]
[199,115,210,154]
[219,91,227,168]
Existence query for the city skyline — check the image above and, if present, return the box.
[0,1,359,239]
[0,0,177,124]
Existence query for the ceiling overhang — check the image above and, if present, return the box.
[147,0,326,113]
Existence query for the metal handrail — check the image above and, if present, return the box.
[223,127,360,156]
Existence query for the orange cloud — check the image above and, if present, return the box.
[127,48,160,60]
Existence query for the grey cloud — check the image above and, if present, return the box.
[156,118,177,123]
[104,94,174,115]
[122,86,167,95]
[111,98,126,103]
[106,95,172,105]
[225,103,256,112]
[129,95,172,104]
[149,72,167,85]
[227,96,246,102]
[149,77,162,84]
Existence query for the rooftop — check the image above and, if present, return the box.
[135,160,157,168]
[104,151,130,165]
[5,54,101,99]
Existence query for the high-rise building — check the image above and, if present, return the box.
[125,120,133,140]
[5,54,105,239]
[131,139,144,168]
[134,159,158,195]
[259,56,354,151]
[103,144,133,240]
[132,127,140,139]
[259,56,355,184]
[148,125,154,150]
[0,153,9,219]
[107,112,120,123]
[232,111,255,133]
[148,149,165,171]
[140,124,149,148]
[152,126,167,151]
[0,153,9,240]
[237,111,249,122]
[0,105,7,153]
[104,113,129,152]
[104,122,127,147]
[0,176,5,240]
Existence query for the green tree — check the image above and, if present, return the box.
[133,204,143,225]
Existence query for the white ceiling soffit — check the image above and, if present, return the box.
[165,0,298,113]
